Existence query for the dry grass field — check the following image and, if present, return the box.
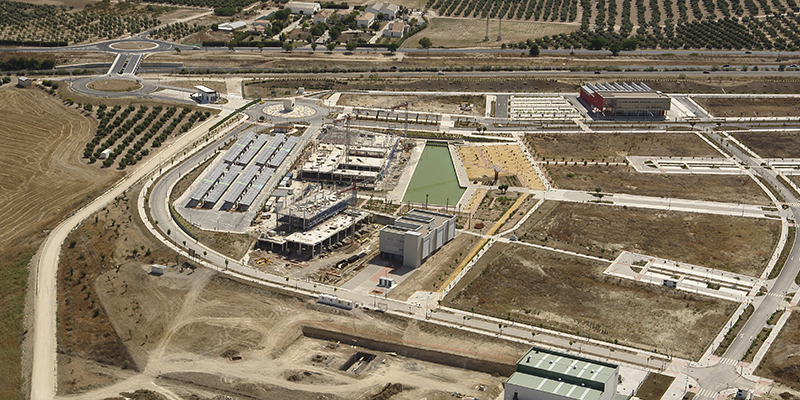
[520,202,779,276]
[526,132,719,163]
[546,165,772,205]
[0,84,120,398]
[87,79,142,92]
[338,93,485,115]
[447,243,736,360]
[756,312,800,390]
[730,132,800,158]
[695,97,800,118]
[410,17,578,48]
[458,144,545,189]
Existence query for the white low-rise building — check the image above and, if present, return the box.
[285,1,321,15]
[218,21,247,31]
[313,8,337,24]
[379,209,455,268]
[366,2,400,19]
[383,21,407,37]
[193,85,220,103]
[356,12,375,27]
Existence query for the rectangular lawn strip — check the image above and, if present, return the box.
[545,165,772,205]
[445,243,736,360]
[755,311,800,390]
[729,131,800,158]
[525,132,719,164]
[769,227,796,280]
[521,202,780,277]
[0,252,31,399]
[636,373,676,400]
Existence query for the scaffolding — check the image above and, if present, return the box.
[275,185,355,231]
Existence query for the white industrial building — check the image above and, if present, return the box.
[217,21,247,31]
[504,347,620,400]
[193,85,219,103]
[379,209,456,268]
[285,1,321,15]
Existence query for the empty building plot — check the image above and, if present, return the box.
[237,134,270,166]
[186,162,228,207]
[255,134,286,166]
[203,165,243,208]
[221,164,261,210]
[237,167,275,211]
[222,130,257,164]
[507,96,581,120]
[269,136,299,168]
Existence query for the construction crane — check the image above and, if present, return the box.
[391,102,410,137]
[334,114,352,164]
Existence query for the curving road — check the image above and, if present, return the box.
[29,110,234,400]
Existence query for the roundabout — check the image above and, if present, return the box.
[109,41,159,51]
[263,103,316,119]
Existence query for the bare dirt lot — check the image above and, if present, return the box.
[446,243,736,360]
[87,79,143,92]
[546,165,772,205]
[57,184,176,394]
[520,202,780,276]
[526,132,719,163]
[413,17,578,48]
[694,97,800,118]
[338,93,485,115]
[756,311,800,390]
[730,132,800,158]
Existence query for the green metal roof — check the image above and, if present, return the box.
[515,347,618,391]
[506,372,604,400]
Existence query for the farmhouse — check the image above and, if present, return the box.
[193,85,219,103]
[383,21,407,38]
[313,9,337,24]
[356,12,376,27]
[579,82,671,117]
[285,1,321,15]
[366,2,400,19]
[504,346,620,400]
[17,76,31,87]
[379,209,456,268]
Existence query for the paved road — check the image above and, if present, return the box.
[29,109,236,400]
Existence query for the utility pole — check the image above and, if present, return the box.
[497,17,502,42]
[485,15,489,42]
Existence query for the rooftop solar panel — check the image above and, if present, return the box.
[254,134,286,166]
[204,165,243,205]
[188,162,227,201]
[238,167,275,207]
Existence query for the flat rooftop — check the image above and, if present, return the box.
[516,347,617,387]
[506,372,602,400]
[385,209,454,236]
[596,91,669,99]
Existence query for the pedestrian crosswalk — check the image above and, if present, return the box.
[718,357,739,366]
[697,388,717,398]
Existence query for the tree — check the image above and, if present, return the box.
[282,41,293,52]
[621,38,638,50]
[175,47,181,54]
[345,41,357,52]
[588,38,605,50]
[387,42,399,53]
[311,42,317,52]
[211,24,219,31]
[418,36,432,54]
[257,42,265,51]
[610,42,622,56]
[529,43,540,56]
[227,40,237,51]
[377,12,385,20]
[326,42,337,52]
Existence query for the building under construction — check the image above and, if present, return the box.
[300,124,400,189]
[257,184,371,258]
